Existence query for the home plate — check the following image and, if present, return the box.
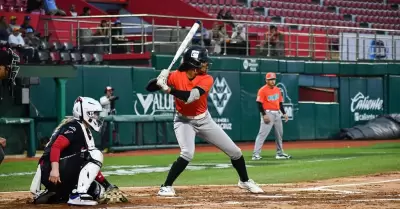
[255,195,291,198]
[158,196,183,199]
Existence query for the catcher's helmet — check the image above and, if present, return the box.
[181,45,211,69]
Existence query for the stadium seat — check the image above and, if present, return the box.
[39,41,50,50]
[82,53,93,64]
[70,52,82,64]
[52,42,64,51]
[60,52,71,63]
[63,42,74,52]
[93,53,103,65]
[38,51,50,64]
[50,52,61,64]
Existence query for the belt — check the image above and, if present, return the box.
[265,110,280,113]
[177,111,207,120]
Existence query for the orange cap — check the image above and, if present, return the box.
[266,72,276,80]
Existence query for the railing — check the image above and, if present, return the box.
[40,14,400,61]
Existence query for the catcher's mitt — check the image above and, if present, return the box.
[99,186,129,204]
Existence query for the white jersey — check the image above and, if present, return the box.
[99,95,111,117]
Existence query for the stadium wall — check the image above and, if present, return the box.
[2,57,400,154]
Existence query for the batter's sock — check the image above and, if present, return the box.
[231,156,249,182]
[163,157,189,186]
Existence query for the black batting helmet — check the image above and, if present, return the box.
[179,45,211,71]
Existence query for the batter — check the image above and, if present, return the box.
[252,72,291,160]
[146,45,264,196]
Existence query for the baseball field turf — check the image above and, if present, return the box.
[0,141,399,192]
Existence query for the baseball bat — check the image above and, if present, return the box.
[165,21,201,72]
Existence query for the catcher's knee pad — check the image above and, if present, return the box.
[76,149,103,194]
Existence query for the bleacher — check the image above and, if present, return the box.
[188,0,400,34]
[0,0,399,63]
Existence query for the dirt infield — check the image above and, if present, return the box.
[0,172,399,209]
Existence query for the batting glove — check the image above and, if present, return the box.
[157,69,170,80]
[156,77,169,91]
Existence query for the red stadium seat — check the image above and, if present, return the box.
[292,10,299,17]
[251,0,257,7]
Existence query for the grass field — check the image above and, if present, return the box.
[0,142,399,192]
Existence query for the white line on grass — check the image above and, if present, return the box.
[305,157,356,163]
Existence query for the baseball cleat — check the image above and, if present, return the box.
[67,193,98,206]
[157,185,176,196]
[33,190,57,204]
[251,155,262,160]
[238,179,264,193]
[275,153,292,160]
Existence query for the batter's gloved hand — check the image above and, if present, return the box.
[156,77,169,91]
[157,69,170,80]
[99,185,129,204]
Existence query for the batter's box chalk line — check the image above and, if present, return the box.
[351,198,400,202]
[254,195,291,198]
[283,178,400,194]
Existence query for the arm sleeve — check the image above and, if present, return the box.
[279,102,286,115]
[50,135,70,162]
[258,102,266,116]
[170,87,206,102]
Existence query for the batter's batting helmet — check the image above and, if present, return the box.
[266,72,276,80]
[179,45,211,70]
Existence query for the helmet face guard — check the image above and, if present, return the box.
[73,97,104,132]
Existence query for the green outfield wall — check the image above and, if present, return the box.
[2,55,400,154]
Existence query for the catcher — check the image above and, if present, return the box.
[30,96,128,206]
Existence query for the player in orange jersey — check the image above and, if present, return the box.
[146,45,263,196]
[252,72,291,161]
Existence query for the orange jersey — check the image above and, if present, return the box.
[256,85,282,111]
[167,70,214,116]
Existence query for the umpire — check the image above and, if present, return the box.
[0,137,6,165]
[99,86,119,150]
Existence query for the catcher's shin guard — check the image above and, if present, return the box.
[76,149,104,194]
[30,164,42,196]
